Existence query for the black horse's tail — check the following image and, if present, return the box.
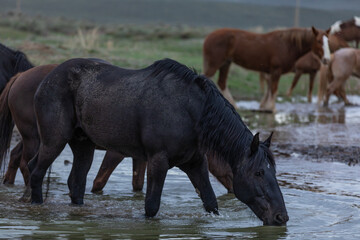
[0,73,20,168]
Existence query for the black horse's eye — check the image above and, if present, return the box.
[255,169,265,177]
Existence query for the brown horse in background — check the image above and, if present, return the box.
[203,27,330,112]
[318,48,360,106]
[330,16,360,48]
[285,34,349,102]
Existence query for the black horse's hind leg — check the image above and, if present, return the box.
[67,137,95,205]
[30,141,67,204]
[145,151,169,217]
[179,153,218,214]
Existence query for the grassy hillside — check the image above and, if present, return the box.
[1,0,359,30]
[1,12,359,102]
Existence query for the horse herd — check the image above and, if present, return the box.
[0,17,359,227]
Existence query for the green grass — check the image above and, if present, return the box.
[1,13,359,101]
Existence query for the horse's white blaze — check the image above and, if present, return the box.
[322,35,331,62]
[354,16,360,27]
[330,20,342,34]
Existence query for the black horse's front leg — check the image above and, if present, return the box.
[180,153,219,214]
[145,151,168,217]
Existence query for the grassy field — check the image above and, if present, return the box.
[0,13,359,101]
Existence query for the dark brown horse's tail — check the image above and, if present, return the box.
[0,73,20,167]
[318,61,333,105]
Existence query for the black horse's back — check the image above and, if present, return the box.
[35,58,206,161]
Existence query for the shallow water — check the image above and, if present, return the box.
[1,96,360,239]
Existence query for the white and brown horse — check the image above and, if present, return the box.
[318,48,360,106]
[330,16,360,48]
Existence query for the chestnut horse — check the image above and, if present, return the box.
[330,16,360,48]
[203,27,330,111]
[318,48,360,106]
[28,58,288,225]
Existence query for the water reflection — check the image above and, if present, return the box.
[1,96,360,239]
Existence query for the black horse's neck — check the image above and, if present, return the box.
[0,43,34,75]
[13,51,34,73]
[196,76,254,168]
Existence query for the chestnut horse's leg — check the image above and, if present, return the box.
[145,151,169,217]
[132,158,146,191]
[286,70,303,98]
[67,137,95,205]
[260,70,281,112]
[308,71,317,103]
[91,151,125,193]
[91,152,146,193]
[17,137,39,186]
[218,61,237,107]
[179,152,218,214]
[3,141,23,184]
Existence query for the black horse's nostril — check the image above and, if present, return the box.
[274,213,289,225]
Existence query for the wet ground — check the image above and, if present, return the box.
[1,96,360,239]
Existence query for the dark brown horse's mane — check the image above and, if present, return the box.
[277,28,314,51]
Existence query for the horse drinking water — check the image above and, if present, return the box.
[29,58,288,225]
[203,27,330,111]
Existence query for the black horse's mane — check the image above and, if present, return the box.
[0,43,34,75]
[149,58,275,168]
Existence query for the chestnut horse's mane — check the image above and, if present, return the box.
[277,28,313,51]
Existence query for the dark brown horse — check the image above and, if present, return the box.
[28,58,288,225]
[203,27,330,111]
[0,43,33,172]
[330,16,360,48]
[0,61,146,190]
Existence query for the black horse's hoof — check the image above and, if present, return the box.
[71,198,84,205]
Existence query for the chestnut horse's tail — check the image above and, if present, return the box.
[318,60,333,105]
[0,73,20,167]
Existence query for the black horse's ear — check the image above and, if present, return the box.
[264,132,273,148]
[311,26,319,36]
[251,132,260,154]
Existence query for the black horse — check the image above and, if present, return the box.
[29,58,288,226]
[0,43,33,93]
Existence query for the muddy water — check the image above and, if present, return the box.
[1,96,360,239]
